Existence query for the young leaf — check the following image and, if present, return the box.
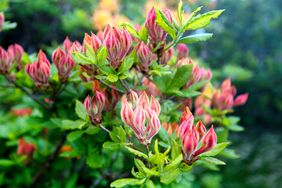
[118,57,134,74]
[177,0,183,25]
[198,142,230,158]
[201,157,226,165]
[169,64,193,90]
[97,46,108,64]
[184,9,225,31]
[179,33,213,44]
[155,9,176,39]
[103,142,121,150]
[75,100,88,121]
[60,120,87,130]
[107,74,119,82]
[121,23,140,39]
[110,178,146,188]
[139,26,148,42]
[124,146,148,159]
[160,166,181,184]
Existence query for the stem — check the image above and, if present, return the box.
[5,76,50,110]
[119,79,130,93]
[99,79,126,93]
[31,131,67,185]
[164,32,183,51]
[99,124,110,134]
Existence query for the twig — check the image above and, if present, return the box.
[119,79,130,93]
[99,124,110,134]
[99,79,126,93]
[5,76,50,110]
[31,131,68,185]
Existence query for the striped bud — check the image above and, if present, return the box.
[136,42,152,72]
[177,44,189,60]
[0,47,11,74]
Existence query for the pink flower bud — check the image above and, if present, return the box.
[145,8,172,46]
[182,127,198,162]
[121,97,134,127]
[26,50,50,87]
[178,115,194,139]
[159,47,174,64]
[7,44,24,69]
[133,105,146,135]
[150,95,161,115]
[193,126,217,157]
[0,47,11,74]
[146,112,161,143]
[103,26,132,69]
[63,36,73,54]
[195,120,206,140]
[136,42,152,72]
[0,12,4,32]
[137,91,150,107]
[180,107,193,124]
[234,93,248,106]
[83,91,105,124]
[177,44,189,60]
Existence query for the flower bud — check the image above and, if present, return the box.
[177,44,189,60]
[150,95,161,115]
[182,127,198,162]
[26,50,50,87]
[83,33,101,53]
[63,36,73,54]
[146,111,161,143]
[8,44,24,69]
[103,26,132,69]
[234,93,248,106]
[180,106,193,124]
[159,47,174,64]
[195,120,206,140]
[193,126,217,157]
[136,42,152,72]
[162,122,179,136]
[84,91,106,124]
[145,8,172,46]
[0,47,11,74]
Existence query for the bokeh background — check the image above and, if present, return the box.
[1,0,282,187]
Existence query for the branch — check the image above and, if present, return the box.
[31,131,67,185]
[119,79,130,93]
[99,79,126,93]
[99,124,110,134]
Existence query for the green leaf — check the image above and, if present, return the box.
[103,142,121,150]
[110,126,126,143]
[118,56,134,74]
[155,9,176,39]
[67,130,84,142]
[110,178,145,188]
[107,74,119,82]
[97,46,108,64]
[124,146,148,159]
[198,142,230,158]
[2,21,17,31]
[184,9,225,31]
[134,159,159,177]
[60,120,87,130]
[0,159,15,167]
[220,148,240,159]
[75,100,88,121]
[84,126,100,135]
[121,23,140,39]
[160,166,181,184]
[73,52,92,65]
[86,147,103,168]
[228,124,244,131]
[177,0,183,25]
[139,26,148,42]
[201,157,226,165]
[169,64,193,90]
[85,43,97,63]
[182,6,203,31]
[179,33,213,44]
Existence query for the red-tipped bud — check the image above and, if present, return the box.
[7,44,24,69]
[159,47,174,64]
[193,126,217,157]
[0,47,11,74]
[133,105,146,135]
[63,36,73,53]
[103,26,132,69]
[145,8,172,46]
[177,44,189,60]
[234,93,248,106]
[180,106,193,124]
[83,33,101,53]
[182,127,198,162]
[138,91,150,107]
[136,42,152,72]
[26,50,50,87]
[146,112,161,143]
[83,92,105,124]
[120,97,134,127]
[150,95,161,115]
[195,120,206,140]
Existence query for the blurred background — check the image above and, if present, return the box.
[1,0,282,187]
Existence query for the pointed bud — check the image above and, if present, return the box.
[8,44,24,67]
[146,112,161,143]
[234,93,248,106]
[195,120,206,140]
[182,127,198,161]
[136,42,152,72]
[63,36,73,53]
[150,95,161,115]
[138,91,150,107]
[193,126,217,157]
[133,105,146,135]
[180,106,193,124]
[0,47,10,74]
[177,44,189,60]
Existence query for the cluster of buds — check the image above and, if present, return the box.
[83,33,101,53]
[52,37,75,82]
[121,90,161,146]
[0,12,4,32]
[83,91,106,124]
[179,107,217,164]
[135,42,153,72]
[26,50,50,87]
[17,138,36,159]
[177,44,189,60]
[0,44,24,74]
[103,25,132,69]
[212,78,248,110]
[145,8,173,48]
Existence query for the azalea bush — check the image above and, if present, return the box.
[0,1,248,187]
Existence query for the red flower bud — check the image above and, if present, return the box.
[136,42,152,72]
[193,126,217,157]
[0,47,11,74]
[26,50,50,87]
[234,93,248,106]
[83,33,101,53]
[17,138,36,159]
[8,44,24,69]
[182,127,198,162]
[63,36,73,54]
[195,120,206,140]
